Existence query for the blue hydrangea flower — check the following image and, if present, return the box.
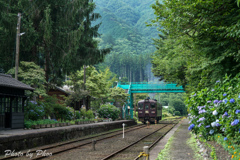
[231,119,239,126]
[193,93,196,97]
[239,128,240,133]
[212,89,215,91]
[205,125,210,128]
[216,80,220,83]
[224,137,227,141]
[223,93,227,96]
[207,101,212,103]
[209,129,214,134]
[229,98,235,103]
[235,110,240,114]
[188,124,195,130]
[213,100,219,104]
[238,95,240,99]
[222,112,228,118]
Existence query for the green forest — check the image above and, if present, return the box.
[93,0,158,82]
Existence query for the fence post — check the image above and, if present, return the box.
[92,140,96,151]
[143,146,149,160]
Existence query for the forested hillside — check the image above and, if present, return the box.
[93,0,158,82]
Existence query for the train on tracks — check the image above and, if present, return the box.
[138,98,162,124]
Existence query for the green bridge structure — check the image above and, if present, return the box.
[116,82,185,119]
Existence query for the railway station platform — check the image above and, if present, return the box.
[0,120,136,155]
[150,118,192,160]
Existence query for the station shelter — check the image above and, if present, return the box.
[0,74,34,130]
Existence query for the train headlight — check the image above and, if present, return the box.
[151,111,155,113]
[145,111,149,113]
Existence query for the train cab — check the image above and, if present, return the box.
[138,98,162,124]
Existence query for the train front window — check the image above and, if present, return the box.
[150,103,155,109]
[138,103,143,110]
[145,105,149,110]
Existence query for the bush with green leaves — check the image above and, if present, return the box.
[24,101,45,120]
[53,104,69,121]
[86,109,94,119]
[174,111,181,116]
[186,74,240,144]
[97,104,120,120]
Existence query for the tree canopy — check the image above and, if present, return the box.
[150,0,240,92]
[0,0,110,86]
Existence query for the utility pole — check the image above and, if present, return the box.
[83,65,86,109]
[15,13,21,80]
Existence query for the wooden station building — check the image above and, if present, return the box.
[0,74,34,130]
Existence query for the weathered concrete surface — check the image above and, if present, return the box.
[0,120,136,155]
[150,119,184,160]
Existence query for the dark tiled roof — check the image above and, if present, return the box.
[0,74,34,90]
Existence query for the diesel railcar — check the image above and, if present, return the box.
[138,98,162,124]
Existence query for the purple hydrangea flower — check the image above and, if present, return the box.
[216,80,220,83]
[207,101,212,103]
[205,125,210,128]
[198,123,203,127]
[199,117,205,121]
[224,137,227,141]
[213,100,219,104]
[218,100,223,103]
[239,128,240,133]
[211,89,214,91]
[188,124,195,130]
[199,109,206,114]
[238,95,240,99]
[235,110,240,114]
[193,93,196,96]
[230,98,235,103]
[216,123,221,127]
[231,119,239,126]
[223,93,227,96]
[222,128,226,131]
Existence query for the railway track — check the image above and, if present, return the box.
[101,124,171,160]
[101,118,181,160]
[49,118,180,160]
[1,118,181,160]
[0,124,145,160]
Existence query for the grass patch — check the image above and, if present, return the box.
[156,133,174,160]
[186,132,204,160]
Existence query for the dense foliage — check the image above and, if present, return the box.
[0,0,110,85]
[94,0,158,82]
[186,74,240,144]
[155,93,187,116]
[97,104,120,120]
[150,0,240,92]
[65,66,129,110]
[7,61,46,98]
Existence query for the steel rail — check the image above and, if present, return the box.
[100,124,170,160]
[133,119,182,160]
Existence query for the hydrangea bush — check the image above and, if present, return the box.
[97,104,120,120]
[186,74,240,144]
